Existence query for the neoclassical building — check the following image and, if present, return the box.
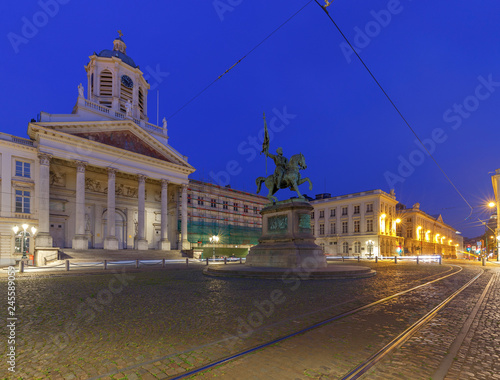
[310,189,400,257]
[0,35,196,265]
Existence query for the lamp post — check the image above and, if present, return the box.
[209,235,219,262]
[367,240,374,258]
[497,236,500,262]
[13,224,37,261]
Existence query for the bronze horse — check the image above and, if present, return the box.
[256,153,313,202]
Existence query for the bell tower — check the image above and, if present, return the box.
[84,31,150,121]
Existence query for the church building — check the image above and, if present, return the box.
[0,35,197,265]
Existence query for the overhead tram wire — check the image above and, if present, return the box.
[313,0,474,220]
[166,0,314,121]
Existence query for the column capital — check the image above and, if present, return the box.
[75,160,87,173]
[107,167,117,178]
[137,174,147,184]
[38,152,52,166]
[181,183,188,191]
[161,179,169,189]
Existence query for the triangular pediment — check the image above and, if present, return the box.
[74,130,172,162]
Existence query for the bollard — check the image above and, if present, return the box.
[394,255,397,264]
[417,255,419,265]
[375,256,378,263]
[206,258,209,266]
[104,260,107,270]
[482,256,485,266]
[224,257,227,265]
[162,258,165,268]
[342,256,344,262]
[439,256,442,265]
[240,257,242,264]
[19,260,24,273]
[186,258,189,266]
[136,259,139,269]
[357,255,360,262]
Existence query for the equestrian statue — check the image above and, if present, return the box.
[256,113,313,203]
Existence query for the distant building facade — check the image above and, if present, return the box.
[186,180,268,252]
[396,203,460,257]
[311,190,460,258]
[310,189,400,257]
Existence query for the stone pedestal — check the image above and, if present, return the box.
[246,199,327,268]
[159,239,171,250]
[104,237,119,250]
[135,238,149,250]
[72,235,89,250]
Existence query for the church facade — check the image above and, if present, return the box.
[0,36,197,265]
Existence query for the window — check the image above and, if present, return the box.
[319,223,325,235]
[223,201,228,210]
[354,220,360,233]
[15,190,30,213]
[407,229,413,238]
[330,222,336,234]
[366,203,373,213]
[138,87,144,115]
[342,242,349,254]
[253,206,258,214]
[342,221,348,234]
[233,203,238,212]
[330,208,336,217]
[187,194,191,204]
[406,217,412,223]
[15,161,31,178]
[312,212,315,219]
[311,224,315,235]
[319,210,324,218]
[244,205,249,213]
[342,206,348,216]
[353,205,360,214]
[354,241,361,254]
[366,219,373,232]
[197,196,204,206]
[211,199,217,208]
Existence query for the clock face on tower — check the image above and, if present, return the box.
[121,75,134,88]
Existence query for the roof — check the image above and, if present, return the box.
[97,49,137,68]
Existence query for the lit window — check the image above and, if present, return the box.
[354,242,361,254]
[354,220,360,233]
[15,161,31,178]
[342,221,348,234]
[342,242,349,254]
[15,190,30,213]
[366,219,373,232]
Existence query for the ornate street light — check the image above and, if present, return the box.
[13,224,37,260]
[209,235,219,262]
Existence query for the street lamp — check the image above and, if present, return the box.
[13,224,37,260]
[209,235,219,262]
[367,240,374,258]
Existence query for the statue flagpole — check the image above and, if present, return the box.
[261,112,269,175]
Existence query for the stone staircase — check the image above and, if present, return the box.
[58,249,185,263]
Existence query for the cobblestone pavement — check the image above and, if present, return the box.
[0,260,497,379]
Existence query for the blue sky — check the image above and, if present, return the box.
[2,0,500,238]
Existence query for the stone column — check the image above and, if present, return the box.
[104,168,119,250]
[180,184,189,250]
[159,179,171,250]
[72,161,89,249]
[36,153,53,248]
[135,174,148,250]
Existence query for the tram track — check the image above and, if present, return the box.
[162,264,480,380]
